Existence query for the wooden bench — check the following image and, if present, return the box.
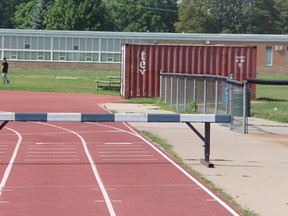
[106,76,121,82]
[96,80,121,90]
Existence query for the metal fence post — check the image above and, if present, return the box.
[193,78,197,104]
[164,76,167,103]
[170,76,173,107]
[176,77,179,110]
[159,74,163,100]
[243,81,248,133]
[229,74,234,130]
[184,77,187,111]
[215,78,219,114]
[204,78,207,114]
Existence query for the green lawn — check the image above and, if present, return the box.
[250,74,288,123]
[0,69,120,95]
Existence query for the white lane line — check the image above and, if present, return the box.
[97,148,146,150]
[96,144,142,147]
[88,117,240,216]
[28,148,76,150]
[122,122,240,216]
[37,122,116,216]
[26,155,78,158]
[25,159,80,162]
[98,151,149,153]
[36,142,66,145]
[100,155,153,157]
[27,152,76,154]
[0,128,22,197]
[101,158,157,161]
[104,142,132,145]
[0,201,10,204]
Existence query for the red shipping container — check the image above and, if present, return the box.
[121,44,257,99]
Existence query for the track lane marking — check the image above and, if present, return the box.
[37,122,116,216]
[121,122,240,216]
[27,152,76,154]
[0,128,22,197]
[87,118,240,216]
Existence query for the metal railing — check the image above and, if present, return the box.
[160,72,249,133]
[160,72,288,134]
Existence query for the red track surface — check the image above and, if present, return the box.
[0,91,239,216]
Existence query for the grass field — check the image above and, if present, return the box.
[0,69,120,95]
[251,74,288,123]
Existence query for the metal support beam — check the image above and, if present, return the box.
[185,122,214,168]
[0,121,9,131]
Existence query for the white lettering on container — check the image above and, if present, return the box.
[139,51,146,75]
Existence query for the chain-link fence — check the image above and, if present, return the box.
[159,73,249,133]
[160,72,288,134]
[247,79,288,134]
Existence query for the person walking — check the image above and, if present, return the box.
[2,57,10,84]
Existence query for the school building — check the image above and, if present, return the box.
[1,29,288,74]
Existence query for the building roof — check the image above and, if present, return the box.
[1,28,288,42]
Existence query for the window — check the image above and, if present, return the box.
[45,52,51,60]
[85,53,92,61]
[18,51,24,60]
[265,46,272,66]
[73,45,79,50]
[10,51,17,59]
[38,52,44,60]
[93,53,99,61]
[72,53,80,61]
[59,52,66,61]
[11,36,17,49]
[114,53,120,62]
[25,44,31,49]
[31,52,37,60]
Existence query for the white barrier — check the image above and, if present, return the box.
[0,112,231,167]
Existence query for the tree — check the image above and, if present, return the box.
[242,0,280,34]
[176,0,282,34]
[0,0,29,28]
[14,1,36,29]
[31,0,52,29]
[106,0,178,32]
[275,0,288,33]
[45,0,111,30]
[77,0,112,31]
[203,0,252,33]
[174,0,217,33]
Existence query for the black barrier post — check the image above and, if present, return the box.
[0,121,9,131]
[202,122,213,168]
[185,122,214,168]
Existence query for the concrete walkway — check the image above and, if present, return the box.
[104,103,288,216]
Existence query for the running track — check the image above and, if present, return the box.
[0,91,240,216]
